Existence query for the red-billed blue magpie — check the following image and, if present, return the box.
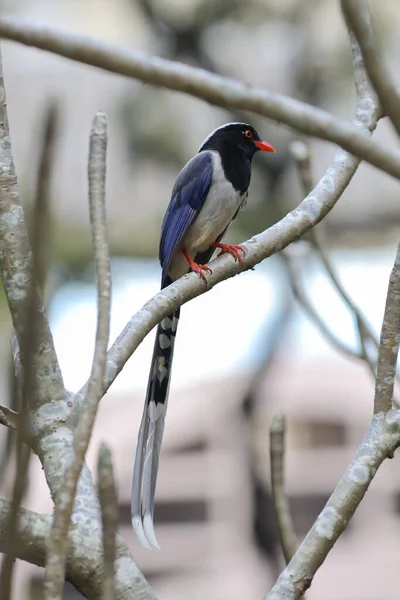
[131,122,275,548]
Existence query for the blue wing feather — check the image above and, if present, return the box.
[159,151,214,282]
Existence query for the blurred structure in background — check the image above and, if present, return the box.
[0,0,400,598]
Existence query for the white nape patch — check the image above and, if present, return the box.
[197,122,249,153]
[158,333,171,349]
[156,356,168,383]
[161,317,173,330]
[315,506,340,539]
[148,399,165,422]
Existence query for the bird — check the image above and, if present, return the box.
[131,122,275,548]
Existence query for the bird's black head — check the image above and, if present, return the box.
[198,122,275,194]
[198,122,275,158]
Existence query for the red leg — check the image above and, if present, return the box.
[210,242,245,264]
[183,249,212,281]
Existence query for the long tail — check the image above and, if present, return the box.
[131,302,180,548]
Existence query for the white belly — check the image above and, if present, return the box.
[168,152,246,281]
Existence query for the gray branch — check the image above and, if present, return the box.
[373,242,400,414]
[270,412,298,564]
[266,238,400,597]
[0,404,18,430]
[0,17,400,179]
[289,139,379,377]
[282,250,366,362]
[342,0,400,137]
[264,28,400,600]
[0,498,156,600]
[98,443,118,600]
[0,45,64,411]
[44,113,112,599]
[265,410,400,599]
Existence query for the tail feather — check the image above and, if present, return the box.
[131,306,180,548]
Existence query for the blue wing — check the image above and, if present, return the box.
[159,151,214,283]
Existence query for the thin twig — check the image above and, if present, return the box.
[282,251,366,361]
[32,100,59,295]
[0,51,151,600]
[0,443,30,599]
[0,43,64,412]
[97,443,118,600]
[289,139,379,375]
[289,140,313,195]
[265,237,400,599]
[264,25,400,600]
[289,138,400,412]
[0,17,398,179]
[265,408,400,600]
[290,139,378,346]
[313,234,378,348]
[373,242,400,414]
[44,112,111,600]
[270,412,298,564]
[0,87,56,600]
[342,0,400,138]
[0,405,18,430]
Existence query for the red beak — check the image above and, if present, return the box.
[254,140,276,153]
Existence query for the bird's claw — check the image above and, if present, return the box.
[191,263,212,281]
[211,243,245,265]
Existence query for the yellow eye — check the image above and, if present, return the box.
[244,129,253,139]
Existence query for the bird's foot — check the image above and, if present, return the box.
[211,243,245,264]
[183,250,212,281]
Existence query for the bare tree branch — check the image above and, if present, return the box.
[265,240,400,598]
[373,244,400,414]
[0,45,64,412]
[97,443,118,600]
[0,498,156,599]
[265,407,400,599]
[32,100,58,295]
[289,140,313,195]
[0,443,30,598]
[0,93,58,600]
[282,250,367,361]
[262,25,400,600]
[342,0,400,137]
[76,28,381,406]
[289,139,379,375]
[0,17,398,179]
[0,405,18,430]
[270,412,298,564]
[44,113,111,599]
[290,135,400,414]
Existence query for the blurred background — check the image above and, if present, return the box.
[0,0,400,598]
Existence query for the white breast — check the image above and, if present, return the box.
[184,152,245,254]
[168,152,246,281]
